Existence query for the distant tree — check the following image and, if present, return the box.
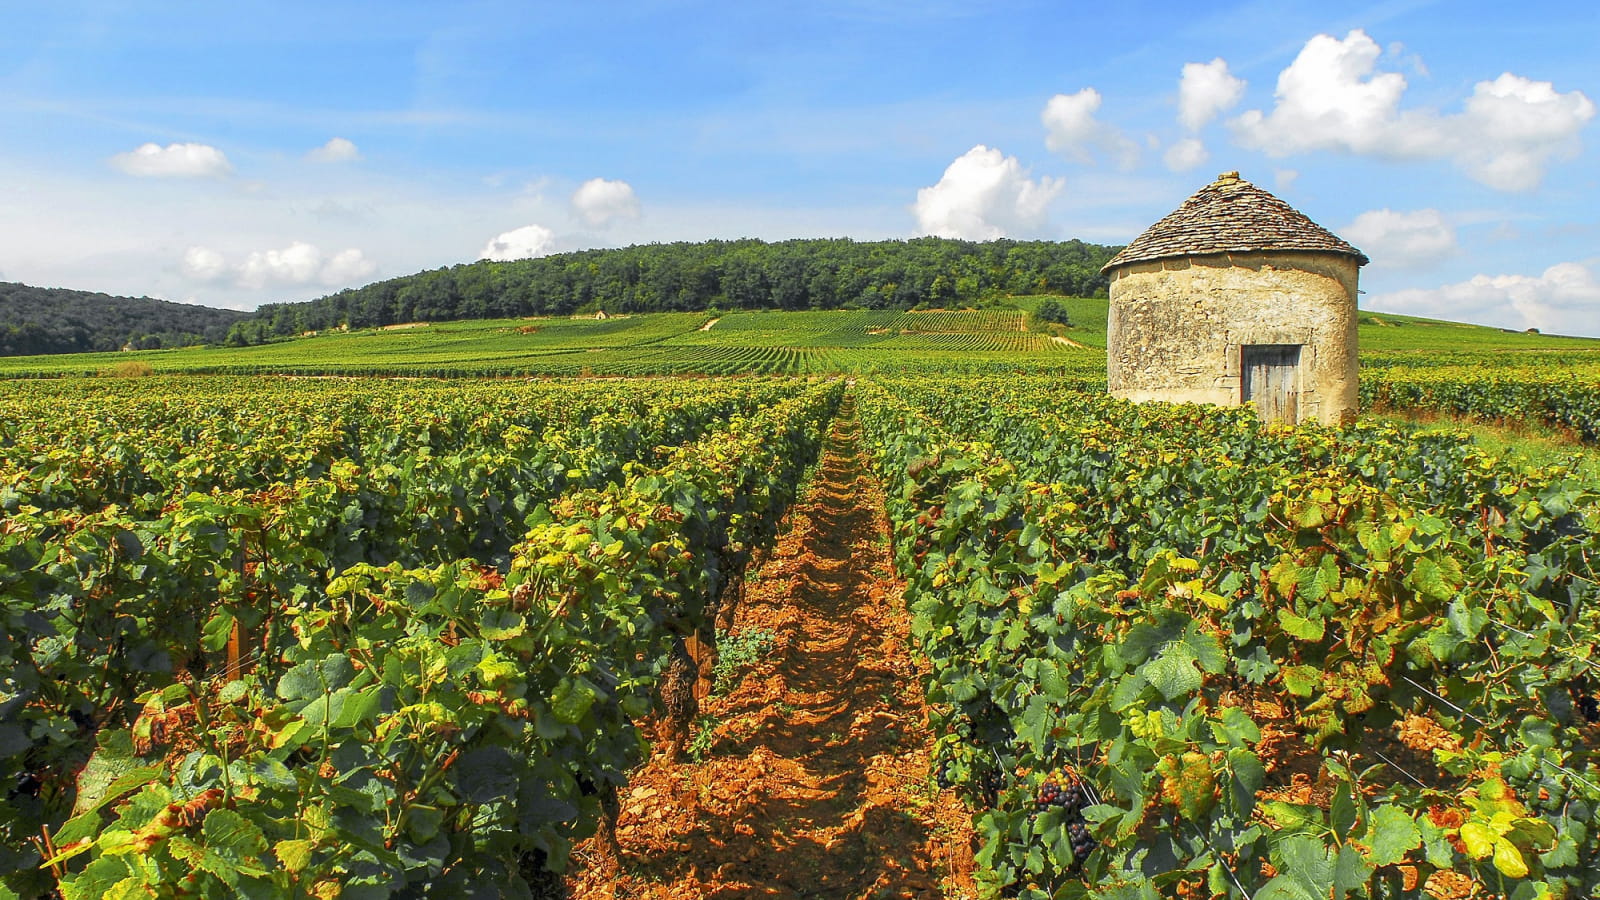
[229,237,1122,332]
[1034,298,1073,327]
[0,283,247,356]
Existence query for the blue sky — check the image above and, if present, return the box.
[2,0,1597,336]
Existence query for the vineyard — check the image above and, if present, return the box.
[856,376,1599,898]
[1,338,1598,898]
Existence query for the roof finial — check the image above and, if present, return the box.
[1216,170,1241,184]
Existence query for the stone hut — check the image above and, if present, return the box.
[1101,172,1368,425]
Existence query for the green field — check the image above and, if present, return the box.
[2,297,1594,378]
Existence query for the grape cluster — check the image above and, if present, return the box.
[1035,775,1097,869]
[977,767,1006,806]
[11,771,40,800]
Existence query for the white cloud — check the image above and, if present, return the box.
[319,247,379,284]
[1042,88,1139,169]
[1343,208,1457,268]
[1178,58,1246,131]
[238,242,322,288]
[181,246,228,282]
[109,142,233,178]
[1231,29,1595,191]
[912,145,1063,241]
[1366,261,1600,336]
[570,178,640,228]
[479,224,556,261]
[1163,137,1208,172]
[307,137,362,163]
[1457,74,1596,191]
[1274,168,1300,192]
[189,242,377,289]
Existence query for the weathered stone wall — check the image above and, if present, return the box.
[1106,250,1359,425]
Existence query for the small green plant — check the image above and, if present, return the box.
[686,714,720,761]
[712,628,775,695]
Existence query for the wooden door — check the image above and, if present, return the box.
[1241,345,1301,424]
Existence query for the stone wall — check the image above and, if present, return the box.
[1106,250,1359,425]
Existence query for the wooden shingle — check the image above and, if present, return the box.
[1102,172,1368,273]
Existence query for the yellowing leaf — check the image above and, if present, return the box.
[1459,822,1496,859]
[274,838,314,873]
[1492,838,1529,878]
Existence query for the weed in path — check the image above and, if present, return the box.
[711,628,775,695]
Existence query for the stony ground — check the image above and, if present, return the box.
[567,405,976,900]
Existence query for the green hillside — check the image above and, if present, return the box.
[0,282,246,356]
[0,297,1593,378]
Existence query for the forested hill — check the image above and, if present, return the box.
[231,237,1119,344]
[0,283,247,357]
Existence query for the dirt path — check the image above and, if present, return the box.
[568,399,975,899]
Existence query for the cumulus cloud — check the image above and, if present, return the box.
[571,178,640,228]
[1042,89,1139,169]
[479,224,556,261]
[110,142,233,178]
[1178,58,1246,131]
[1366,261,1600,336]
[181,246,228,282]
[186,242,377,289]
[320,248,379,284]
[912,145,1063,241]
[1231,29,1594,191]
[307,137,362,163]
[1343,208,1457,268]
[1163,137,1208,172]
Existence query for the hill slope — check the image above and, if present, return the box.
[231,237,1119,344]
[0,298,1593,378]
[0,283,246,356]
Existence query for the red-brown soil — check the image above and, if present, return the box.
[567,403,976,899]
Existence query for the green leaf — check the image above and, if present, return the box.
[1141,645,1202,701]
[1277,609,1326,642]
[550,676,600,724]
[203,808,268,862]
[276,656,354,701]
[1257,835,1336,900]
[72,731,155,817]
[60,856,137,900]
[1330,782,1357,839]
[481,608,526,641]
[1517,716,1554,748]
[273,839,313,874]
[1365,806,1421,867]
[1281,665,1320,697]
[456,746,520,802]
[202,611,235,653]
[1409,557,1453,602]
[1508,816,1556,849]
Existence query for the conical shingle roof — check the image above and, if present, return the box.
[1102,172,1368,273]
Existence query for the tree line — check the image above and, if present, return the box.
[229,237,1118,345]
[0,283,246,357]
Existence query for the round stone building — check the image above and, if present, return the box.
[1102,171,1368,426]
